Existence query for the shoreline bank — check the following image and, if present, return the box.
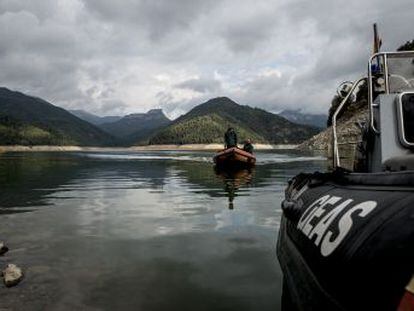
[0,144,298,153]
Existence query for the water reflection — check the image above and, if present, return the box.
[0,151,324,211]
[215,167,254,210]
[0,152,170,210]
[0,151,326,311]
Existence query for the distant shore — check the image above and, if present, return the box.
[0,144,298,153]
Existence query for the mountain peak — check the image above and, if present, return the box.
[147,108,164,114]
[99,108,171,143]
[123,109,169,121]
[204,97,238,106]
[182,97,240,119]
[149,97,320,145]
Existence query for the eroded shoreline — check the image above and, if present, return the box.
[0,144,298,153]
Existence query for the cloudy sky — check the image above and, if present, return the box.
[0,0,413,119]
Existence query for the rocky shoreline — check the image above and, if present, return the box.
[0,242,23,288]
[298,107,369,170]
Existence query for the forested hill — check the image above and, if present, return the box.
[149,97,320,145]
[0,87,115,146]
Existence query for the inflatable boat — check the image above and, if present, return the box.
[213,147,256,168]
[277,27,414,311]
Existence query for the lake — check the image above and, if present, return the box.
[0,150,325,311]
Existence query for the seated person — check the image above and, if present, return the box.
[243,139,254,154]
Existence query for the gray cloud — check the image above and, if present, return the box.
[84,0,216,41]
[0,0,413,117]
[175,77,222,94]
[216,3,279,53]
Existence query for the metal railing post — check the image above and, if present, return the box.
[332,77,367,168]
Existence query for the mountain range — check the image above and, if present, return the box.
[69,109,122,125]
[98,109,171,144]
[278,109,327,128]
[0,87,321,146]
[149,97,319,145]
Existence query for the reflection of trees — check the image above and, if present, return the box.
[0,153,82,210]
[0,151,326,213]
[0,154,169,212]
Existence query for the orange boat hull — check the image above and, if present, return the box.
[213,147,256,167]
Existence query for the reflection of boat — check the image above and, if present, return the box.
[215,167,253,209]
[213,147,256,169]
[277,25,414,311]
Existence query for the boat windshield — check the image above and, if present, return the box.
[400,93,414,144]
[387,54,414,93]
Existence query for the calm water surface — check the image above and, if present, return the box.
[0,150,325,311]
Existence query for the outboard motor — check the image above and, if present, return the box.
[277,38,414,310]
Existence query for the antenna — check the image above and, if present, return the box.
[373,23,382,54]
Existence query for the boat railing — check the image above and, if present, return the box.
[332,77,367,169]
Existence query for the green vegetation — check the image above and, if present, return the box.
[0,89,318,146]
[149,97,319,145]
[150,114,265,145]
[0,116,76,145]
[0,87,114,146]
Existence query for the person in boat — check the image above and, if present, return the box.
[243,139,254,154]
[224,127,238,149]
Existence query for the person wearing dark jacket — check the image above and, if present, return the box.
[243,139,254,154]
[224,127,237,148]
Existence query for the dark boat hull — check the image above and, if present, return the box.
[277,170,414,311]
[213,147,256,168]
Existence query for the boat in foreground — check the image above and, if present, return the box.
[277,26,414,311]
[213,147,256,168]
